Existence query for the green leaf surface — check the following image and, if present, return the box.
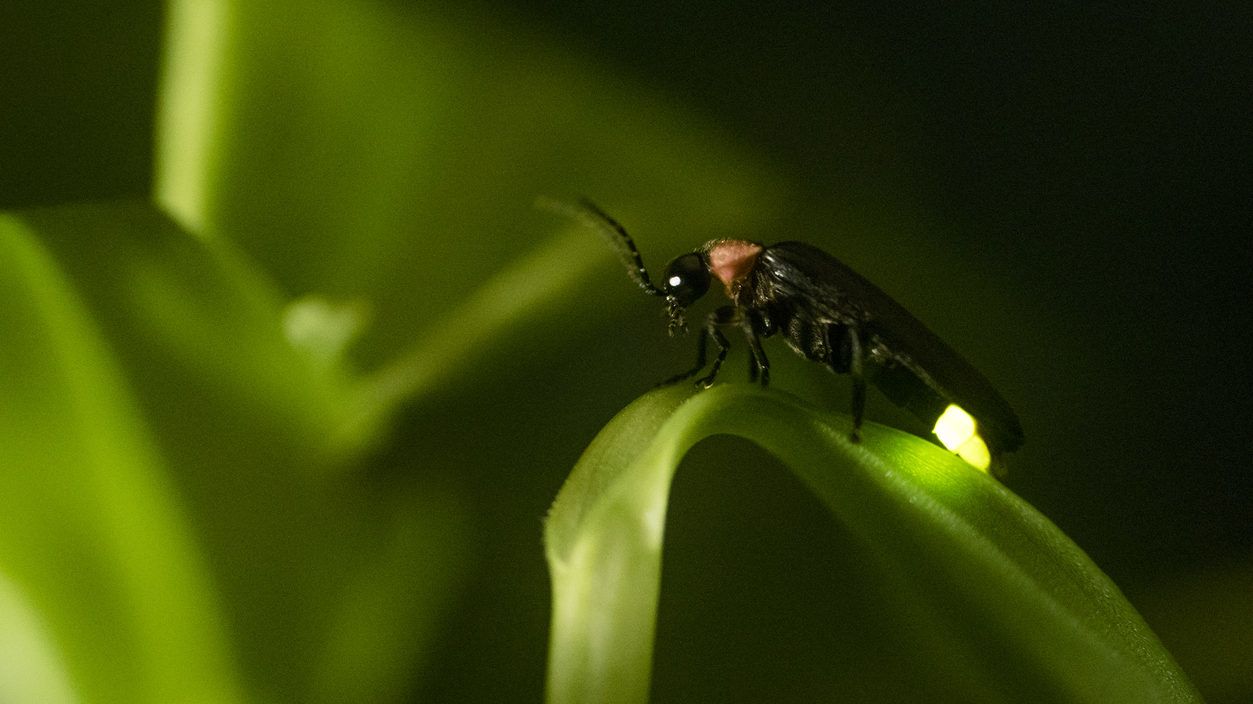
[545,384,1200,704]
[0,210,244,704]
[0,202,468,702]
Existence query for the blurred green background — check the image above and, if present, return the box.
[1,0,1248,702]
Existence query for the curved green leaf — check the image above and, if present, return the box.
[545,384,1199,703]
[0,202,470,702]
[0,212,244,704]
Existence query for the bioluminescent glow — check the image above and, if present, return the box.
[956,433,991,471]
[933,404,976,450]
[932,404,991,471]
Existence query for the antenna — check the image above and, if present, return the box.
[537,196,665,297]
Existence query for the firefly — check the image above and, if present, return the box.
[549,198,1024,472]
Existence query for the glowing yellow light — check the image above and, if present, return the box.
[956,434,992,471]
[933,404,976,451]
[933,404,991,471]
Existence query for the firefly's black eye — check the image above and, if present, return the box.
[662,253,711,306]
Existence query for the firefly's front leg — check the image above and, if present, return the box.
[660,306,736,388]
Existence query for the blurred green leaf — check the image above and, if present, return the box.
[0,210,244,704]
[0,202,469,702]
[545,384,1201,703]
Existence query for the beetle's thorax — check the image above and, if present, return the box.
[704,239,763,299]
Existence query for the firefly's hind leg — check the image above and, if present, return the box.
[848,326,866,442]
[829,324,866,442]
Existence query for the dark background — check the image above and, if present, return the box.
[3,1,1249,701]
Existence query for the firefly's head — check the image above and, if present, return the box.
[537,198,757,336]
[660,252,710,333]
[661,240,765,335]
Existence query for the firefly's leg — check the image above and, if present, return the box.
[657,327,706,386]
[694,307,736,389]
[848,326,866,442]
[743,313,770,387]
[660,306,734,387]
